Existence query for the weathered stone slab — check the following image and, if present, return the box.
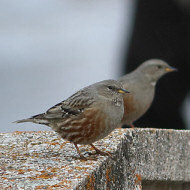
[0,128,189,189]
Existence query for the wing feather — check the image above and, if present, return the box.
[44,90,95,119]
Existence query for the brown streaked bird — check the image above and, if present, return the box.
[119,59,177,128]
[15,80,129,160]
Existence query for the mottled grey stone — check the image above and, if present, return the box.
[0,128,190,189]
[125,129,190,182]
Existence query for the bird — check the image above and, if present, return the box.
[119,59,177,128]
[14,80,129,160]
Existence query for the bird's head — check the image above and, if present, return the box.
[95,80,129,99]
[138,59,177,83]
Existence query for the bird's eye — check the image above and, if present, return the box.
[107,86,114,90]
[157,65,162,69]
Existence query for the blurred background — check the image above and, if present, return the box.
[0,0,189,132]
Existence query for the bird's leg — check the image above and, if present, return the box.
[90,144,112,159]
[73,143,96,160]
[74,143,87,160]
[117,123,123,128]
[130,123,135,128]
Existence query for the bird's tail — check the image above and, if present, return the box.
[14,114,49,125]
[14,118,35,124]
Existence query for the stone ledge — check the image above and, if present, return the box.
[0,128,190,189]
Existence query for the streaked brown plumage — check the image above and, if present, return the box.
[119,59,177,128]
[15,80,129,160]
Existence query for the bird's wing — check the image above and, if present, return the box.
[14,90,96,124]
[44,90,95,119]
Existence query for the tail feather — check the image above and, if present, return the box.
[14,114,49,125]
[13,118,35,124]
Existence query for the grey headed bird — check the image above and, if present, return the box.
[15,80,129,160]
[119,59,177,128]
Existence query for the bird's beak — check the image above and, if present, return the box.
[118,88,130,94]
[165,66,178,72]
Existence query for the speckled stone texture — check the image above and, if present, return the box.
[0,128,190,189]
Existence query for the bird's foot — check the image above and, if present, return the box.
[90,144,113,159]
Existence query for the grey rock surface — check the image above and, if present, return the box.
[0,128,190,189]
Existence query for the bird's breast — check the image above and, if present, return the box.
[122,86,155,124]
